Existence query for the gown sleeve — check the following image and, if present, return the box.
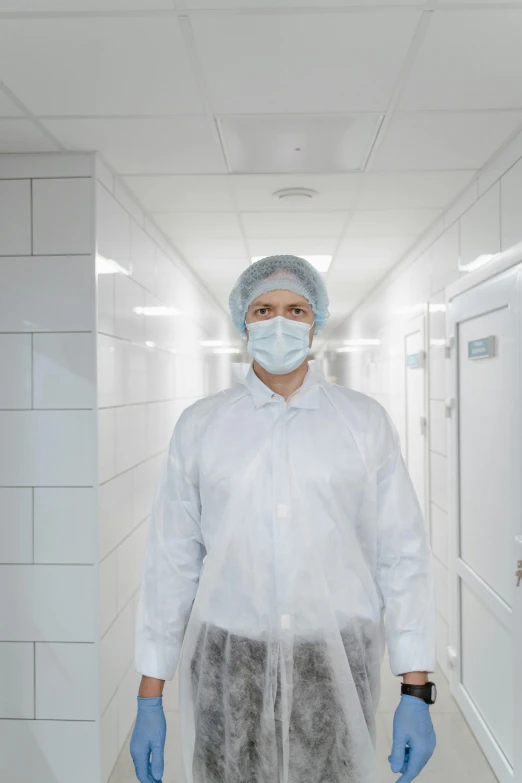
[374,410,437,677]
[134,408,206,681]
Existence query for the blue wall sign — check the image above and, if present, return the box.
[407,353,421,369]
[468,336,495,360]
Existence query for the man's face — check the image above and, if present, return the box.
[245,289,314,348]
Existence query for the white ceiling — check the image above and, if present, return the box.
[0,3,521,331]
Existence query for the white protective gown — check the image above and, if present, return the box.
[134,361,436,783]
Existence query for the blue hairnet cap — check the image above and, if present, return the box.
[229,255,330,336]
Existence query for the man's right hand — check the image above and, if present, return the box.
[130,696,167,783]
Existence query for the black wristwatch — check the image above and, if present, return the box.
[401,681,437,705]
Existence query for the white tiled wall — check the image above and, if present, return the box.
[328,127,522,680]
[94,166,239,781]
[0,154,98,783]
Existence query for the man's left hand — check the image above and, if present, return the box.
[388,695,436,782]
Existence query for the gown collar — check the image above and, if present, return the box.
[233,360,328,410]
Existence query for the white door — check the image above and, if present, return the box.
[404,315,428,520]
[448,265,522,783]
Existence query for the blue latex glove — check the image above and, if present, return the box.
[388,695,436,782]
[130,696,166,783]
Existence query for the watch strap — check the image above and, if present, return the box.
[401,681,437,705]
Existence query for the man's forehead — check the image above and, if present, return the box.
[250,292,311,307]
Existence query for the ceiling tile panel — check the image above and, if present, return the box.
[191,12,421,113]
[41,118,227,175]
[371,112,522,171]
[0,1,173,7]
[345,209,440,237]
[399,10,522,111]
[248,237,339,256]
[0,17,204,116]
[185,0,424,6]
[230,173,361,211]
[329,255,397,282]
[153,213,243,240]
[357,171,474,209]
[0,120,58,153]
[337,236,416,260]
[171,238,248,260]
[220,114,381,173]
[0,90,24,117]
[123,176,235,213]
[242,212,348,238]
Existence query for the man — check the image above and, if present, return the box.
[130,255,437,783]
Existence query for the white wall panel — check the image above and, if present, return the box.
[0,488,33,563]
[114,274,145,344]
[435,613,449,679]
[99,550,118,638]
[0,333,32,409]
[0,642,34,718]
[433,557,450,623]
[0,179,31,255]
[96,183,131,273]
[100,696,119,783]
[132,460,159,528]
[97,334,119,409]
[130,220,157,293]
[0,565,96,642]
[98,407,116,485]
[97,272,115,336]
[429,451,448,513]
[35,642,97,720]
[115,404,147,474]
[459,184,500,269]
[32,178,92,256]
[461,582,513,765]
[429,223,459,295]
[116,523,147,614]
[33,488,96,565]
[429,399,447,456]
[33,332,95,409]
[117,661,141,751]
[429,346,446,401]
[430,502,448,568]
[0,719,98,783]
[0,410,95,486]
[500,156,522,251]
[99,470,134,561]
[99,600,134,714]
[0,256,94,332]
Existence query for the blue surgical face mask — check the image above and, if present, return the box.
[246,316,313,375]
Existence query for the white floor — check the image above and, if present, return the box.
[110,657,497,783]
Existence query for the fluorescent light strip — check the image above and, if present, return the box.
[133,306,181,316]
[343,339,381,346]
[96,254,131,276]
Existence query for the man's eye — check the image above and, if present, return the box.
[293,309,304,315]
[257,308,269,316]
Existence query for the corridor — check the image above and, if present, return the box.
[0,1,521,782]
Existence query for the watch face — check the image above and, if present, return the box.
[430,683,437,704]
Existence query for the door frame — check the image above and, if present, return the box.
[404,310,430,530]
[446,248,522,783]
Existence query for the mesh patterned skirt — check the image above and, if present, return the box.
[189,619,380,783]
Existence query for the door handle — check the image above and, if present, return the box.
[516,570,522,587]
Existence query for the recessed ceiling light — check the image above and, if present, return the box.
[273,188,317,204]
[251,254,332,273]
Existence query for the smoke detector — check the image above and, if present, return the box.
[273,188,317,204]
